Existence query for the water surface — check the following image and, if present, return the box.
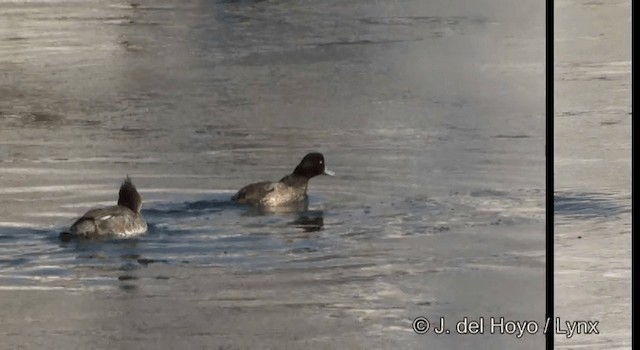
[1,0,545,348]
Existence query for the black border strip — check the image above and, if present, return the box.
[545,0,554,348]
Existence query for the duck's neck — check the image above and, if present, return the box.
[280,174,310,189]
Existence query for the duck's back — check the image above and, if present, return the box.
[231,181,275,205]
[232,179,308,206]
[66,205,147,239]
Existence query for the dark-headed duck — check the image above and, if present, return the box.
[232,152,334,207]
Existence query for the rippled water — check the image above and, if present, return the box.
[554,1,631,348]
[555,191,631,222]
[1,0,545,348]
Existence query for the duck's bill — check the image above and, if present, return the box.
[323,168,335,176]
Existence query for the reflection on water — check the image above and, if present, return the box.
[1,0,544,348]
[289,210,324,232]
[554,191,631,222]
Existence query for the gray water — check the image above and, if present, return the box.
[554,0,631,348]
[1,0,545,348]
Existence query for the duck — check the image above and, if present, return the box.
[59,176,148,240]
[231,152,334,207]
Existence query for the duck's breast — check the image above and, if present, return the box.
[260,183,307,206]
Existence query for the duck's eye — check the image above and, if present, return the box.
[319,160,323,164]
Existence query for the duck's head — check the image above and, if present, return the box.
[292,152,335,179]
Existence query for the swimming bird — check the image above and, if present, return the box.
[231,152,334,207]
[59,176,148,240]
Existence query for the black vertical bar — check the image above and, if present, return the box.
[546,0,554,348]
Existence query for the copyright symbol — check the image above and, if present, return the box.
[412,317,430,334]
